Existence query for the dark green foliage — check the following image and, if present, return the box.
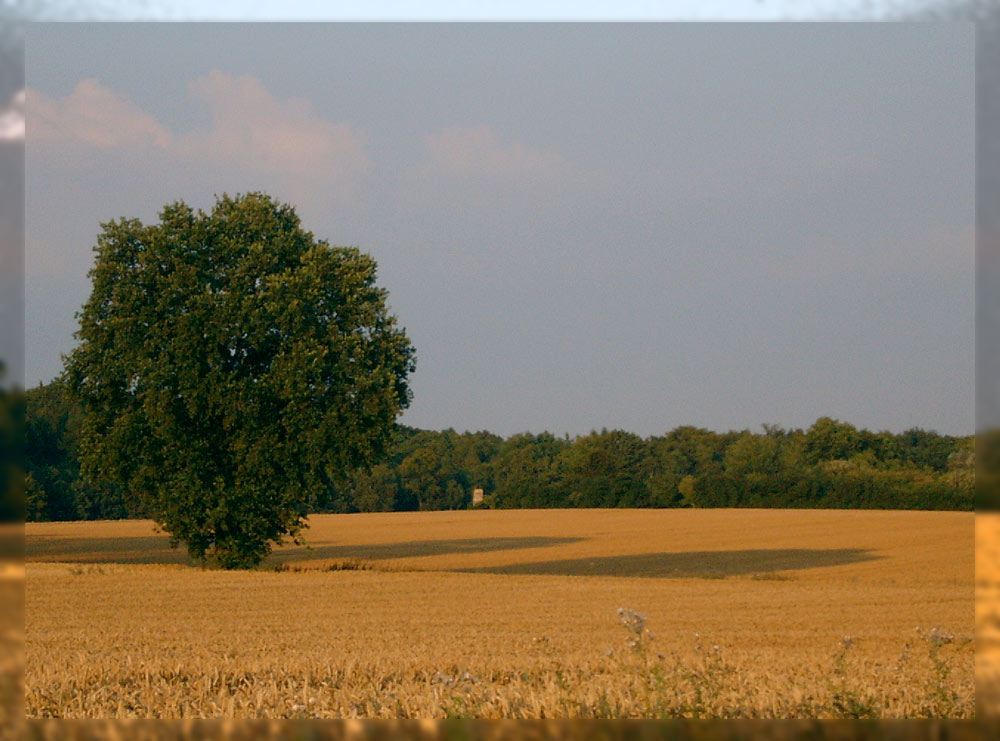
[62,193,415,567]
[977,428,1000,510]
[563,429,650,508]
[0,363,24,522]
[490,432,571,509]
[23,380,130,521]
[25,381,80,521]
[25,398,975,518]
[896,427,956,472]
[804,417,864,463]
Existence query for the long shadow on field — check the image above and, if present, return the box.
[25,535,192,564]
[455,548,882,578]
[25,534,585,565]
[271,536,584,564]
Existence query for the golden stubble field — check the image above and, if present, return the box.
[25,508,974,719]
[0,525,23,740]
[977,513,1000,716]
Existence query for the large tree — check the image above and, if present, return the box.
[64,193,416,568]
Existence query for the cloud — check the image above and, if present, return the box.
[28,81,171,149]
[178,70,369,177]
[0,89,24,143]
[426,125,563,179]
[26,72,369,179]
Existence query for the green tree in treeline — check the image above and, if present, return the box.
[563,429,649,508]
[26,386,973,519]
[0,362,24,523]
[24,380,131,521]
[490,432,570,509]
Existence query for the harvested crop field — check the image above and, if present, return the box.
[25,508,973,718]
[978,513,1000,716]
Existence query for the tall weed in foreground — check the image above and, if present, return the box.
[23,607,974,720]
[605,609,972,719]
[908,625,972,717]
[0,576,23,740]
[826,636,880,718]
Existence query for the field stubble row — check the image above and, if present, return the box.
[26,509,974,718]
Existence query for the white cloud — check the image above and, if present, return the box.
[0,89,24,143]
[178,70,369,177]
[28,80,172,149]
[26,72,370,180]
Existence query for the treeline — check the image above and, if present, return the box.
[25,380,974,521]
[0,363,23,523]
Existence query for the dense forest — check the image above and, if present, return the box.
[25,379,974,521]
[0,365,22,523]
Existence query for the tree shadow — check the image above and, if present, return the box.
[455,548,883,578]
[26,535,191,564]
[25,536,881,577]
[25,534,585,566]
[270,536,584,564]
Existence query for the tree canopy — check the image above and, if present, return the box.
[0,363,24,524]
[63,193,416,567]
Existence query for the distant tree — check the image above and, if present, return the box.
[644,441,686,507]
[64,193,416,568]
[865,430,904,466]
[676,475,698,507]
[803,417,863,464]
[723,432,782,479]
[659,426,728,476]
[348,463,400,512]
[0,363,24,523]
[24,382,80,521]
[398,447,442,510]
[490,432,569,508]
[438,478,470,510]
[458,430,504,484]
[23,380,148,521]
[897,427,954,472]
[977,429,1000,509]
[722,432,785,506]
[563,429,649,508]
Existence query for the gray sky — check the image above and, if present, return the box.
[24,23,974,437]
